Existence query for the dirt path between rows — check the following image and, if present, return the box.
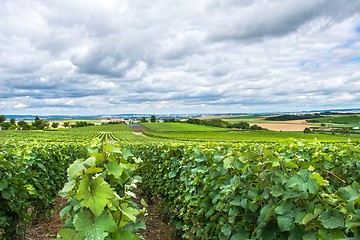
[133,132,149,137]
[24,190,183,239]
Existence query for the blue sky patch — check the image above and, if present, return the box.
[351,56,360,62]
[356,26,360,32]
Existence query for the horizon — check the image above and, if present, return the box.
[2,107,360,119]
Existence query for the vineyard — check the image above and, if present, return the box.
[1,123,360,239]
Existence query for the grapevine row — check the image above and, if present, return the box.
[130,139,360,239]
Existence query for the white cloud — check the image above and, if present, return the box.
[0,0,360,114]
[14,103,27,108]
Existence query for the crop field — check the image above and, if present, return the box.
[144,130,360,142]
[2,122,360,239]
[141,122,229,132]
[307,115,360,124]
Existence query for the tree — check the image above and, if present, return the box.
[303,127,312,133]
[51,122,59,128]
[0,122,11,130]
[229,122,250,129]
[32,116,49,130]
[140,117,148,123]
[63,122,70,128]
[10,118,16,125]
[151,115,156,122]
[0,115,6,123]
[18,121,30,130]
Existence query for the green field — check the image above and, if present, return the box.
[308,115,360,124]
[144,130,360,142]
[141,122,229,132]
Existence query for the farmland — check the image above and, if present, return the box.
[141,122,229,132]
[1,121,360,239]
[144,129,360,142]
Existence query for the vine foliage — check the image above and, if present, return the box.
[131,139,360,239]
[57,139,145,239]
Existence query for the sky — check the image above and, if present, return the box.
[1,0,360,115]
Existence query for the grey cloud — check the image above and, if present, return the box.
[207,0,360,41]
[1,0,360,114]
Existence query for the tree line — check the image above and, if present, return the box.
[0,115,95,130]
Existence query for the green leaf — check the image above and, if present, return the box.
[270,185,284,197]
[311,172,329,186]
[82,228,108,240]
[76,176,115,217]
[84,156,96,167]
[74,210,118,239]
[68,159,85,179]
[60,206,71,219]
[302,208,322,225]
[320,152,332,161]
[73,211,93,232]
[221,223,232,236]
[60,180,76,194]
[57,228,77,240]
[338,187,359,202]
[223,157,232,169]
[105,162,124,178]
[303,230,317,240]
[318,229,346,240]
[230,196,242,206]
[141,199,148,207]
[277,212,295,231]
[274,201,293,215]
[295,211,306,224]
[260,204,275,220]
[230,229,249,240]
[120,203,139,223]
[122,148,133,160]
[319,209,344,229]
[114,230,138,240]
[94,211,118,233]
[239,151,253,163]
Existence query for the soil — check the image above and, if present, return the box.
[133,190,184,240]
[23,190,183,240]
[25,196,67,240]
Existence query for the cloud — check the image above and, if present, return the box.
[14,103,27,108]
[0,0,360,114]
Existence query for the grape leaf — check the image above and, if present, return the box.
[277,212,295,231]
[105,162,124,178]
[57,228,76,240]
[74,210,118,239]
[68,159,85,179]
[120,203,139,223]
[76,175,115,217]
[319,209,344,229]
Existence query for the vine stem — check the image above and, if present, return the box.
[256,172,275,203]
[323,170,346,183]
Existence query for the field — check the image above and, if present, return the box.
[307,115,360,124]
[144,130,360,142]
[2,121,360,239]
[141,122,229,132]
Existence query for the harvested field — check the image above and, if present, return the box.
[255,123,309,131]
